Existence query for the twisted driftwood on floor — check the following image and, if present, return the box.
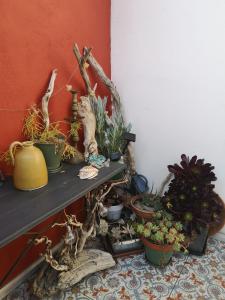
[32,249,115,298]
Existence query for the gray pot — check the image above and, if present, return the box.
[107,203,123,221]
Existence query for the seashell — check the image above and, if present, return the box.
[78,165,99,179]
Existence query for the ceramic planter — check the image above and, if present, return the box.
[111,238,142,254]
[110,152,121,161]
[9,141,48,190]
[130,194,155,220]
[141,236,173,266]
[107,203,123,221]
[35,142,63,173]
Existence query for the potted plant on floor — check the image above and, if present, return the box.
[134,210,188,266]
[162,154,225,255]
[108,222,142,254]
[130,174,172,220]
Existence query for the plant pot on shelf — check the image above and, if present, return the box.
[107,203,123,221]
[130,194,155,220]
[35,142,63,173]
[110,152,121,161]
[141,236,173,267]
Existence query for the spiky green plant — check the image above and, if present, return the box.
[91,96,131,157]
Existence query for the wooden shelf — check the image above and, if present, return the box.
[0,162,125,248]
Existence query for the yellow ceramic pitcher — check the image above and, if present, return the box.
[9,141,48,190]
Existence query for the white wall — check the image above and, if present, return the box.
[111,0,225,233]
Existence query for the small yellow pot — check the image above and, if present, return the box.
[10,141,48,190]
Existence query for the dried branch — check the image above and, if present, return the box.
[34,236,69,272]
[99,177,128,202]
[73,44,96,104]
[84,47,121,112]
[41,69,57,130]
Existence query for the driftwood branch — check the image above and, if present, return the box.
[34,236,68,272]
[84,47,121,112]
[73,44,96,103]
[41,69,57,130]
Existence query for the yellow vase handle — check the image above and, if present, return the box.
[9,141,23,166]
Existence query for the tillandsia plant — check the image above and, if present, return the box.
[162,154,224,235]
[22,105,76,160]
[134,210,188,253]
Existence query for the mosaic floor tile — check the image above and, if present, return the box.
[4,238,225,300]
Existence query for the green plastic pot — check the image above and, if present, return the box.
[141,237,173,267]
[35,143,63,173]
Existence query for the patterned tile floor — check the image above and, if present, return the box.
[4,238,225,300]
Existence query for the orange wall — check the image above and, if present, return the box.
[0,0,110,286]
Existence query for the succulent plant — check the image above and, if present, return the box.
[162,154,224,235]
[134,210,187,253]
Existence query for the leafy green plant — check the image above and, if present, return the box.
[134,210,187,252]
[162,154,224,235]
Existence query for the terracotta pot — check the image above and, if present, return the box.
[130,194,155,220]
[141,236,173,266]
[9,141,48,190]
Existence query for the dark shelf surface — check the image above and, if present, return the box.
[0,162,125,248]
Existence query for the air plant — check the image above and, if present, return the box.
[162,154,224,235]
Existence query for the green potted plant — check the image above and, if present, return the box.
[134,210,188,266]
[92,96,131,160]
[23,105,76,172]
[162,154,225,254]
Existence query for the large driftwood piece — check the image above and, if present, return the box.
[32,179,127,298]
[41,69,57,130]
[58,249,115,290]
[32,249,115,298]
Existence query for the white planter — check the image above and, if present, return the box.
[107,203,123,221]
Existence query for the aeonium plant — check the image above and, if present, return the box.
[162,154,224,235]
[134,210,188,253]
